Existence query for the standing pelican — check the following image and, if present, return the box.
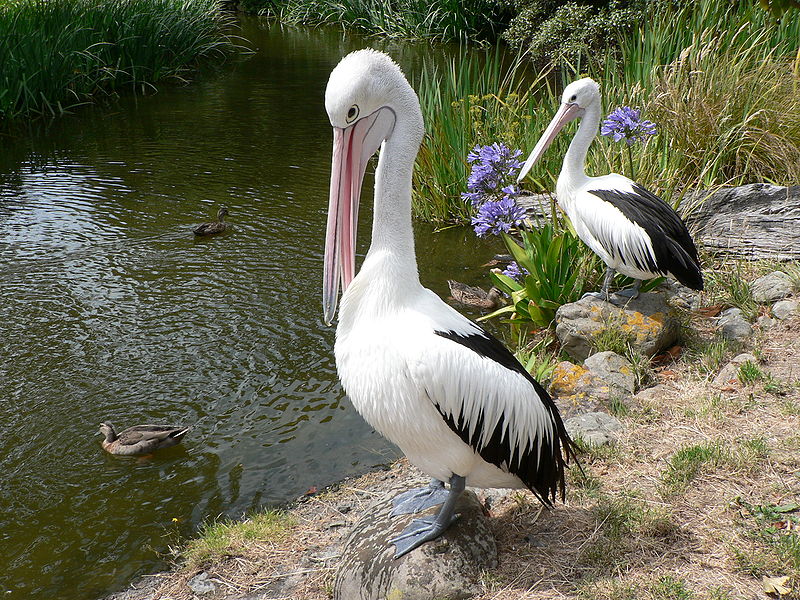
[323,49,575,558]
[517,78,703,299]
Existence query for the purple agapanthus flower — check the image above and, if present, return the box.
[501,261,528,282]
[600,106,657,145]
[472,197,526,237]
[462,143,524,207]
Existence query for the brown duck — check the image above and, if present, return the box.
[99,422,191,456]
[193,206,228,236]
[447,280,504,310]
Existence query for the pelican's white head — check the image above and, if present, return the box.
[517,77,601,182]
[559,77,600,112]
[322,49,423,326]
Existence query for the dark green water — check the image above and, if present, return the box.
[0,17,500,599]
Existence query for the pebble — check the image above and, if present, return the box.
[772,299,799,320]
[187,572,216,595]
[719,307,753,341]
[751,271,793,303]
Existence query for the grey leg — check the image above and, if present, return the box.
[391,478,449,516]
[391,474,465,559]
[613,278,643,299]
[583,266,615,301]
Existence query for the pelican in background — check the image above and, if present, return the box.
[517,78,703,299]
[323,49,575,558]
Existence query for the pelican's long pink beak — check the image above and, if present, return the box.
[517,102,583,182]
[322,108,394,325]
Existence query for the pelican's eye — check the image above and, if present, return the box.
[346,105,359,123]
[569,94,577,102]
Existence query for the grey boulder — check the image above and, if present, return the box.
[555,293,680,362]
[334,485,497,600]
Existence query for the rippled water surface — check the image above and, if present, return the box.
[0,17,500,599]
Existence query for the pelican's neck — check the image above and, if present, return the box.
[339,117,422,324]
[560,101,601,188]
[364,122,422,288]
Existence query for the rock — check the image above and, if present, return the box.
[549,354,634,411]
[757,315,776,329]
[632,384,671,404]
[661,279,701,311]
[584,351,636,398]
[718,307,753,341]
[187,572,216,595]
[516,192,554,222]
[685,184,800,260]
[713,352,758,387]
[333,486,497,600]
[554,293,681,362]
[564,412,623,446]
[751,271,793,303]
[549,361,594,399]
[772,299,799,320]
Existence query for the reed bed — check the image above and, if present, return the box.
[0,0,235,121]
[266,0,509,43]
[413,0,800,222]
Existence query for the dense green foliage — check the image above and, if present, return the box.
[502,0,644,64]
[246,0,512,42]
[411,51,545,222]
[0,0,235,121]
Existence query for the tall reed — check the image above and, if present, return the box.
[413,49,555,223]
[269,0,509,43]
[0,0,235,121]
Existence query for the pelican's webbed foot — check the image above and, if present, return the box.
[581,291,608,301]
[612,279,643,300]
[391,474,465,559]
[391,478,449,516]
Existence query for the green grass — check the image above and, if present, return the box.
[184,510,296,568]
[731,499,800,582]
[660,442,724,496]
[578,492,679,573]
[737,360,766,385]
[261,0,510,43]
[648,575,694,600]
[684,336,740,378]
[703,265,759,322]
[0,0,235,121]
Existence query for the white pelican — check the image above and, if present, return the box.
[517,78,703,299]
[322,49,575,558]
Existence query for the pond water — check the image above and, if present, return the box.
[0,16,501,599]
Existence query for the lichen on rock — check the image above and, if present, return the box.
[555,293,681,361]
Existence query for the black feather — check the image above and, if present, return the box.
[588,185,703,290]
[433,329,576,506]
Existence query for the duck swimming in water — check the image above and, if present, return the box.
[193,206,228,236]
[99,422,191,456]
